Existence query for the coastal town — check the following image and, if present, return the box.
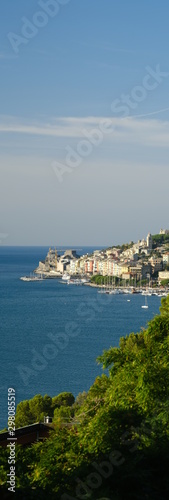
[32,229,169,290]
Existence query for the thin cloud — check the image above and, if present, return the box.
[0,115,169,147]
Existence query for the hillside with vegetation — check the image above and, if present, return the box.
[0,296,169,499]
[152,233,169,248]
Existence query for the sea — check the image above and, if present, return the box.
[0,246,163,429]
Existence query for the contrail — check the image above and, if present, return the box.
[128,106,169,119]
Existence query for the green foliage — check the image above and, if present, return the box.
[152,233,169,248]
[72,391,88,413]
[43,394,53,414]
[111,241,134,251]
[91,274,100,283]
[120,241,134,251]
[161,278,169,285]
[160,293,169,315]
[52,392,75,409]
[91,275,122,285]
[53,405,73,425]
[15,400,34,428]
[15,392,75,429]
[29,394,45,422]
[90,274,107,284]
[15,394,49,428]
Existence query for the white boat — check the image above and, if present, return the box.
[62,273,70,281]
[67,278,82,285]
[142,288,152,296]
[103,276,119,295]
[141,296,148,309]
[20,275,44,282]
[108,288,119,294]
[158,292,168,297]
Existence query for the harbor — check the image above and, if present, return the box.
[20,233,169,298]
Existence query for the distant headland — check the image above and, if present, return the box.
[30,229,169,289]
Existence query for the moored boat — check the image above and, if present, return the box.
[20,274,44,281]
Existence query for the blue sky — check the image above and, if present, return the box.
[0,0,169,245]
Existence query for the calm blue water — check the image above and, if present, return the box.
[0,246,162,429]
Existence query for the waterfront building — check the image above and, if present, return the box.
[122,272,131,281]
[129,262,151,280]
[112,261,121,277]
[57,258,70,274]
[118,262,130,276]
[84,259,94,274]
[78,257,86,274]
[92,258,100,274]
[69,259,76,274]
[149,257,163,274]
[57,249,79,274]
[102,259,108,276]
[107,258,114,276]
